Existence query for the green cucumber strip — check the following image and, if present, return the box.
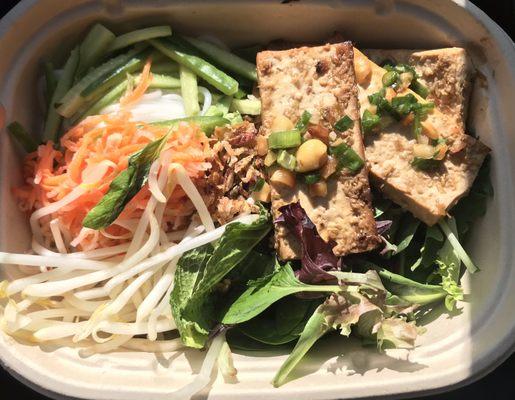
[183,36,257,81]
[107,26,172,53]
[151,116,229,136]
[57,47,144,118]
[230,98,261,115]
[179,65,200,116]
[76,24,116,79]
[43,46,80,141]
[149,38,238,96]
[44,62,57,108]
[151,61,180,75]
[7,122,38,153]
[81,48,153,98]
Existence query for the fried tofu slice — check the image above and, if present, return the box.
[257,42,380,260]
[364,48,473,135]
[354,48,490,226]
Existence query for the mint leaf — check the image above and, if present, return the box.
[171,208,272,348]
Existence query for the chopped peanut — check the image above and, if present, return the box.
[354,55,372,85]
[256,135,268,156]
[296,139,328,173]
[252,181,271,202]
[270,168,296,189]
[309,181,328,197]
[320,156,337,179]
[421,120,439,140]
[413,143,435,159]
[271,115,294,132]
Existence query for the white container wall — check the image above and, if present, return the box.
[0,1,514,399]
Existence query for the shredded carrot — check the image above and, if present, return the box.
[15,90,212,251]
[120,58,153,106]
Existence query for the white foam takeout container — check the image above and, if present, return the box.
[0,0,514,399]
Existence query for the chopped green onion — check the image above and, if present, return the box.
[7,122,38,153]
[268,130,302,150]
[295,111,312,134]
[302,172,321,185]
[230,98,261,115]
[330,143,364,173]
[276,150,297,170]
[251,178,266,192]
[382,70,398,87]
[362,109,381,133]
[334,115,353,132]
[107,26,172,53]
[411,157,441,171]
[411,80,430,99]
[180,65,200,116]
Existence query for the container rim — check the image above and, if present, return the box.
[0,1,514,400]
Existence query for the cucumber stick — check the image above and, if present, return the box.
[74,73,181,124]
[183,36,257,81]
[76,24,115,79]
[7,122,38,153]
[57,47,144,118]
[107,26,172,53]
[152,116,229,136]
[149,38,238,96]
[180,65,200,116]
[44,62,57,107]
[43,46,80,141]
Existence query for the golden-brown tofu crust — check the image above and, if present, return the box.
[356,49,490,226]
[257,43,380,259]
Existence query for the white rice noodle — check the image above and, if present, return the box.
[172,164,215,231]
[170,333,226,400]
[198,86,212,116]
[49,219,67,254]
[101,90,187,123]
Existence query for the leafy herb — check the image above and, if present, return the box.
[362,109,381,133]
[238,297,321,345]
[452,156,493,237]
[276,202,341,284]
[438,217,479,274]
[410,225,444,271]
[171,208,272,348]
[329,143,364,173]
[295,111,312,134]
[333,115,354,132]
[83,132,170,229]
[272,306,329,387]
[411,157,442,171]
[221,263,339,325]
[391,213,421,255]
[272,269,422,386]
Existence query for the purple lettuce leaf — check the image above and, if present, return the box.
[276,202,341,284]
